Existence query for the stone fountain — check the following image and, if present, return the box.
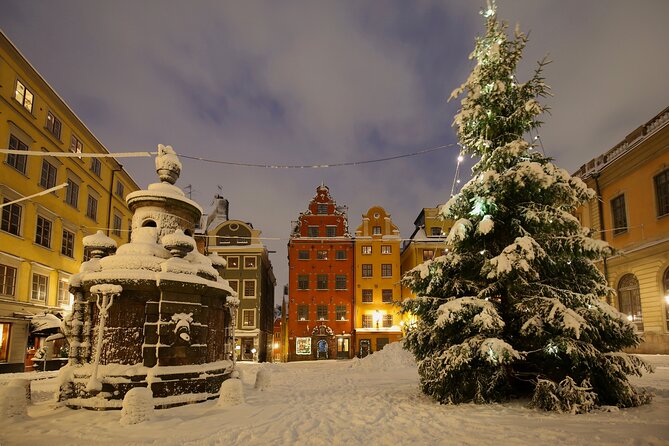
[59,145,238,409]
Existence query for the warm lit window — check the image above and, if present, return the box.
[58,279,72,307]
[46,111,62,139]
[70,134,83,154]
[326,226,336,237]
[244,256,257,269]
[242,309,255,327]
[335,250,346,260]
[362,246,372,255]
[39,160,57,189]
[14,80,34,112]
[112,213,122,236]
[372,226,382,235]
[308,226,319,237]
[115,181,125,198]
[7,134,28,174]
[362,314,373,328]
[382,289,393,303]
[31,273,49,303]
[381,264,392,277]
[317,250,328,260]
[0,264,17,297]
[618,274,643,331]
[383,315,393,328]
[0,323,10,362]
[655,169,669,217]
[317,203,328,214]
[90,157,101,176]
[298,250,309,260]
[317,274,328,289]
[663,267,669,331]
[86,194,98,220]
[335,275,347,290]
[65,179,79,208]
[423,249,435,261]
[1,199,22,236]
[362,289,373,303]
[35,216,52,248]
[317,305,328,320]
[297,305,309,321]
[61,229,75,258]
[362,264,372,278]
[227,256,239,269]
[336,305,346,321]
[298,275,309,290]
[381,245,391,254]
[611,194,627,234]
[243,280,256,298]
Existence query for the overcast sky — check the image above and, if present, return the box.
[2,0,668,297]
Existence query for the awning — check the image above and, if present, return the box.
[29,313,62,335]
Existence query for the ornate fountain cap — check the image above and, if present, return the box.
[82,230,117,258]
[155,144,182,185]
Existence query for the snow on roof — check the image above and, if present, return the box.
[29,313,62,333]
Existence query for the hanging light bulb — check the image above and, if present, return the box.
[457,155,464,162]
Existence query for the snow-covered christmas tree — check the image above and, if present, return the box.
[400,1,652,413]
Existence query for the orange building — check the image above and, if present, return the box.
[287,184,354,361]
[574,106,669,353]
[353,206,402,356]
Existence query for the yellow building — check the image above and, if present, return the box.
[353,206,402,356]
[574,106,669,354]
[399,207,452,300]
[0,30,139,372]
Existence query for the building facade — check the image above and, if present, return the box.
[353,206,402,356]
[574,106,669,354]
[0,31,138,372]
[287,184,354,361]
[205,196,276,362]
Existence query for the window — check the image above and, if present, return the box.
[46,111,62,139]
[317,305,328,320]
[326,226,336,237]
[14,80,34,112]
[244,256,257,269]
[317,203,328,214]
[228,280,239,293]
[655,169,669,217]
[58,280,72,307]
[0,264,17,297]
[382,315,393,328]
[297,304,309,321]
[86,194,98,220]
[1,200,22,236]
[317,250,328,260]
[243,280,256,298]
[382,289,393,303]
[308,226,319,237]
[381,264,392,277]
[91,158,101,176]
[65,179,79,208]
[227,256,239,269]
[362,246,372,255]
[372,226,382,235]
[335,250,346,260]
[115,181,125,198]
[362,289,373,303]
[298,250,310,260]
[317,274,328,290]
[242,309,255,327]
[298,275,309,290]
[431,227,442,236]
[362,314,373,328]
[61,229,75,258]
[362,264,372,278]
[611,194,627,234]
[0,323,10,362]
[336,305,347,321]
[423,249,435,261]
[70,134,83,154]
[376,338,389,351]
[112,213,122,236]
[39,160,58,189]
[335,275,347,290]
[663,267,669,331]
[381,245,391,254]
[617,274,643,331]
[31,273,49,303]
[35,216,52,248]
[7,134,28,174]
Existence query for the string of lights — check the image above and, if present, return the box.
[0,149,157,158]
[0,183,68,208]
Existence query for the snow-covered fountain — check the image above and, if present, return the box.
[58,145,238,409]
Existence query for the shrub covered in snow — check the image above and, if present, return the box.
[0,380,29,419]
[218,378,244,407]
[120,386,154,425]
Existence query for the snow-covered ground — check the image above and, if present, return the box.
[1,344,667,446]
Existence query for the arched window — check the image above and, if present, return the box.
[617,274,643,331]
[662,268,669,331]
[142,219,157,228]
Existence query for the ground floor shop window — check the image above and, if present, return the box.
[617,274,643,331]
[296,337,311,355]
[0,323,10,361]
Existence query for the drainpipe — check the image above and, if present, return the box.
[106,168,120,237]
[592,171,610,303]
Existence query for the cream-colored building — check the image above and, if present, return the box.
[574,106,669,353]
[0,30,138,372]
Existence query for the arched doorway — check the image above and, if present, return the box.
[617,274,643,331]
